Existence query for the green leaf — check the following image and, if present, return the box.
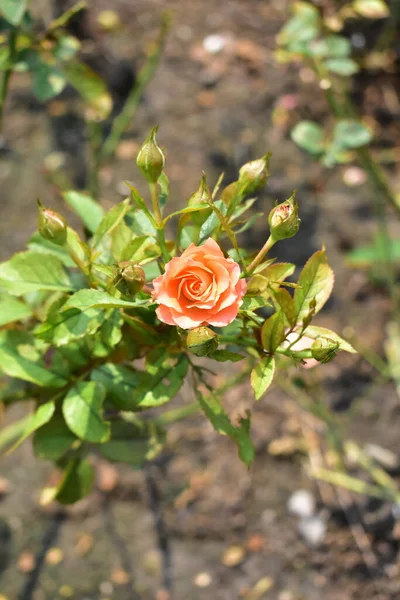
[91,200,130,263]
[53,458,94,505]
[7,400,55,454]
[261,311,286,353]
[0,293,32,326]
[52,35,80,61]
[0,0,27,25]
[241,295,270,311]
[63,60,112,120]
[99,421,166,468]
[27,233,76,268]
[33,414,77,460]
[353,0,389,19]
[333,119,373,149]
[248,262,296,296]
[302,325,356,353]
[120,235,160,263]
[91,364,143,410]
[291,121,325,155]
[35,306,102,346]
[277,1,321,45]
[251,356,276,400]
[0,330,67,387]
[0,251,74,296]
[63,381,110,443]
[268,287,296,327]
[294,248,334,324]
[198,200,227,243]
[325,58,359,76]
[63,289,146,311]
[309,35,351,58]
[346,235,400,267]
[122,313,159,345]
[31,60,66,101]
[162,203,209,224]
[0,415,31,454]
[198,391,255,467]
[211,350,244,362]
[100,309,123,349]
[135,349,189,407]
[63,191,105,233]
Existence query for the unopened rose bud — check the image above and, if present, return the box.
[268,192,300,241]
[311,337,339,364]
[38,201,67,245]
[188,173,212,206]
[238,153,270,195]
[186,326,219,357]
[113,262,145,296]
[136,126,165,183]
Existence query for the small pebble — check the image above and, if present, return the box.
[99,582,113,596]
[59,585,74,598]
[17,551,35,573]
[287,490,316,518]
[45,547,63,565]
[203,34,228,54]
[111,567,130,585]
[97,10,120,31]
[222,545,245,567]
[298,516,327,548]
[342,166,367,187]
[193,571,212,587]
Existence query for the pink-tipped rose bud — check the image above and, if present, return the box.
[268,192,300,241]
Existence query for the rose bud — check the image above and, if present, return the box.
[38,201,67,245]
[136,125,165,183]
[311,337,339,364]
[186,326,219,357]
[268,192,300,241]
[238,153,270,195]
[113,261,145,296]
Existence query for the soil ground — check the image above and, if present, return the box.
[1,1,400,599]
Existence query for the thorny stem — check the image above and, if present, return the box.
[0,28,17,134]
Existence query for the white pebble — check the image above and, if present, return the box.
[287,489,316,518]
[203,34,227,54]
[298,516,327,548]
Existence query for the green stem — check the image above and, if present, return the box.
[245,235,276,275]
[150,182,170,264]
[100,14,170,162]
[0,27,17,133]
[155,402,200,425]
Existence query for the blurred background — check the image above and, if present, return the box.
[1,0,400,599]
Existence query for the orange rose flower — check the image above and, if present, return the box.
[152,238,247,329]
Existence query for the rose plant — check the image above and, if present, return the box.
[0,127,356,504]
